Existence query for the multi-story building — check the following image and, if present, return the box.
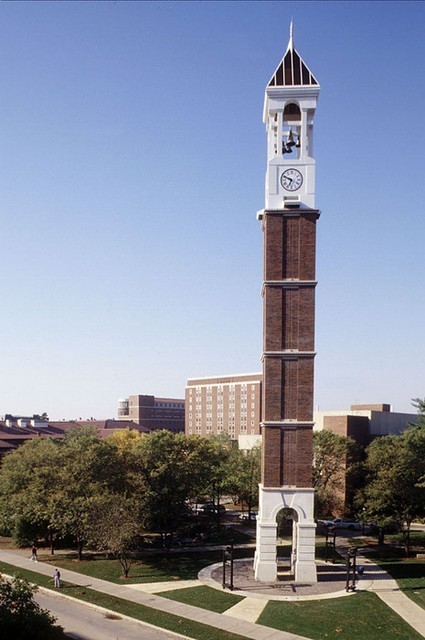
[185,373,262,444]
[314,403,417,446]
[313,404,419,514]
[118,395,185,433]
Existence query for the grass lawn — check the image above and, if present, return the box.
[0,561,250,640]
[372,558,425,610]
[159,585,244,613]
[358,532,425,609]
[39,548,255,584]
[258,591,424,640]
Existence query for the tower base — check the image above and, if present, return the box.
[254,485,317,583]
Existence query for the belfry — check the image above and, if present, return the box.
[254,24,320,583]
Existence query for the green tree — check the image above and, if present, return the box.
[313,430,361,516]
[227,445,260,519]
[0,426,125,557]
[85,493,141,577]
[0,438,62,549]
[33,413,49,421]
[132,431,208,544]
[357,424,425,551]
[198,434,236,529]
[56,426,124,559]
[411,398,425,427]
[0,574,65,639]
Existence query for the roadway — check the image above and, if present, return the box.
[34,589,187,640]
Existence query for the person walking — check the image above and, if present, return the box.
[30,545,38,562]
[53,568,61,588]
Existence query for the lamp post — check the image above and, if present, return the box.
[222,527,234,591]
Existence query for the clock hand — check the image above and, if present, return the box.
[285,176,293,183]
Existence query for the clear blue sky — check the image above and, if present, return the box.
[1,1,424,420]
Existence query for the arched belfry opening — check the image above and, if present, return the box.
[282,103,301,159]
[255,24,320,583]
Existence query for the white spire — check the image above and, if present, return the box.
[288,19,294,51]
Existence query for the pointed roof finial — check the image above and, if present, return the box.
[288,19,294,50]
[268,20,319,88]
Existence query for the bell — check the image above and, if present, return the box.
[286,129,296,148]
[282,142,292,154]
[295,135,301,148]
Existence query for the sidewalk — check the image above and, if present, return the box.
[0,548,310,640]
[335,543,425,638]
[1,546,424,639]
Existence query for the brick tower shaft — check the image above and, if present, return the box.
[261,210,319,488]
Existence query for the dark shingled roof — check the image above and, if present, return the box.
[268,26,318,88]
[0,419,150,456]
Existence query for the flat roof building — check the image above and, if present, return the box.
[185,373,262,445]
[314,403,417,445]
[118,395,185,433]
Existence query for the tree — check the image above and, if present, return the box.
[85,494,141,577]
[107,428,145,456]
[0,426,125,557]
[197,434,236,529]
[56,426,125,559]
[411,398,425,488]
[357,425,425,551]
[0,438,63,550]
[132,431,208,544]
[33,413,49,421]
[411,398,425,427]
[0,574,64,639]
[313,430,361,516]
[227,445,260,519]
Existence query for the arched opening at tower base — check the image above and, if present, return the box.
[254,485,317,583]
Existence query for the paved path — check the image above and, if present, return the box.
[0,548,309,640]
[224,597,268,622]
[340,547,425,639]
[127,579,200,594]
[1,546,424,639]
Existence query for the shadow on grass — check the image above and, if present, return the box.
[378,561,425,583]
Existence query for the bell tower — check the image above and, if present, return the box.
[254,25,320,583]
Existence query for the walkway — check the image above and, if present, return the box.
[336,544,425,639]
[1,545,424,639]
[0,548,309,640]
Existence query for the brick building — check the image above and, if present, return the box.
[0,416,147,457]
[314,404,418,513]
[314,403,416,445]
[185,373,262,444]
[118,395,185,433]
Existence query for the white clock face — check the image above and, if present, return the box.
[280,168,303,192]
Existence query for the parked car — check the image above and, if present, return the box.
[323,518,361,531]
[194,503,226,515]
[239,511,258,521]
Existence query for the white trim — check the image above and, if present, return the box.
[261,421,314,428]
[186,373,262,385]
